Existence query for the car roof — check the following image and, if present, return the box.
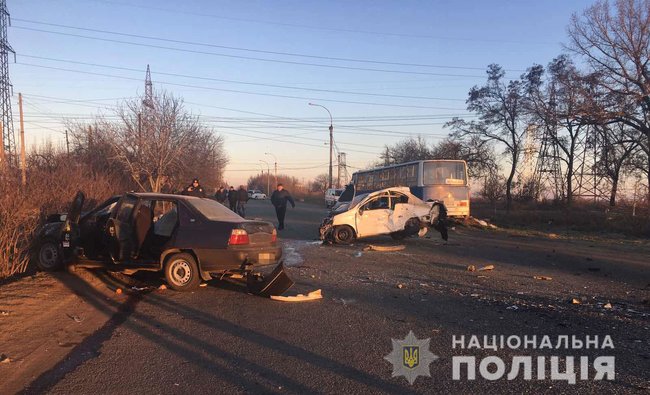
[369,186,412,195]
[126,192,201,200]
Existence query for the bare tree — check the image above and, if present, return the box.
[430,136,498,179]
[447,64,529,211]
[309,173,329,193]
[88,91,228,193]
[567,0,650,211]
[596,123,640,205]
[380,136,431,165]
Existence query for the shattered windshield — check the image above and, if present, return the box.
[349,193,369,209]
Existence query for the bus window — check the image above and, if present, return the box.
[423,162,467,185]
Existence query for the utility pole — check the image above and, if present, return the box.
[0,0,16,167]
[18,92,25,186]
[265,152,278,185]
[309,103,334,189]
[329,123,333,189]
[65,129,70,155]
[337,153,341,189]
[260,159,270,196]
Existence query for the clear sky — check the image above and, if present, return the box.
[8,0,595,187]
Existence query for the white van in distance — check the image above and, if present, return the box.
[324,188,344,208]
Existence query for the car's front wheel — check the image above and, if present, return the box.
[164,253,201,291]
[36,239,63,271]
[333,225,356,244]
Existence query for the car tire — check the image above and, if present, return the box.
[333,225,355,244]
[164,253,201,291]
[36,239,63,271]
[403,217,421,235]
[390,231,406,240]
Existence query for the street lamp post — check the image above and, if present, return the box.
[264,152,278,185]
[259,159,270,196]
[308,102,333,189]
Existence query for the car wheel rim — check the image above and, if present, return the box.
[170,260,192,286]
[39,243,59,268]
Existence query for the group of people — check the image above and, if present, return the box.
[181,178,295,230]
[214,185,249,217]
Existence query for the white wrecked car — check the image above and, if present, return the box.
[319,187,448,244]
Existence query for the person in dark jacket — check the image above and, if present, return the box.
[182,178,206,198]
[214,186,227,204]
[236,185,249,217]
[227,186,237,212]
[270,184,295,230]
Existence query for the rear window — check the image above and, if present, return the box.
[423,162,467,185]
[188,198,243,221]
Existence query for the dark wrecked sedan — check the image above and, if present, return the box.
[35,191,292,293]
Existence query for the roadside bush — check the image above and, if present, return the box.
[0,159,126,279]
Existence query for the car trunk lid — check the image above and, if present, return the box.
[239,221,276,245]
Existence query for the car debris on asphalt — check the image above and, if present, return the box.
[478,264,495,271]
[363,244,406,252]
[533,275,553,281]
[270,289,323,302]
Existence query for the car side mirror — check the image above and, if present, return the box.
[358,207,364,216]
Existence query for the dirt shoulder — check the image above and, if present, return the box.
[0,269,146,395]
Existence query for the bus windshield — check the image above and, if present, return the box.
[423,161,467,185]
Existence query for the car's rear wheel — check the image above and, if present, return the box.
[164,253,201,291]
[36,239,63,271]
[404,217,421,235]
[390,218,420,241]
[390,231,406,240]
[333,225,355,244]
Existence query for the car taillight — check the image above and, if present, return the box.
[458,201,468,207]
[271,228,277,243]
[228,229,250,245]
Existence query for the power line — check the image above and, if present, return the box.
[16,62,466,110]
[14,18,526,73]
[85,0,555,45]
[13,26,494,79]
[19,54,466,102]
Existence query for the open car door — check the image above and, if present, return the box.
[332,183,355,211]
[105,195,139,263]
[60,191,85,259]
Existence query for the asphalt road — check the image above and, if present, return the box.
[20,200,650,394]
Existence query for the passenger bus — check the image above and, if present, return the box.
[350,160,470,217]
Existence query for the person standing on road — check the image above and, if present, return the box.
[228,186,237,212]
[236,185,249,217]
[182,178,206,198]
[214,186,227,204]
[270,183,295,230]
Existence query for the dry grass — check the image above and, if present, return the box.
[470,199,650,238]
